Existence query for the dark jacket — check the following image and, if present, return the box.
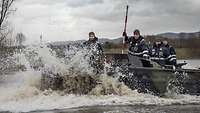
[83,37,103,56]
[83,37,104,73]
[149,43,169,58]
[165,44,177,65]
[149,43,170,66]
[125,35,149,58]
[149,43,176,66]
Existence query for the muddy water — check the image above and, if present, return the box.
[25,105,200,113]
[178,59,200,69]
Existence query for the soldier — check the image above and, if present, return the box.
[83,32,104,73]
[83,32,103,55]
[162,40,177,66]
[149,41,169,66]
[123,29,150,67]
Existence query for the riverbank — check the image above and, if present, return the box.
[1,46,200,59]
[104,48,200,59]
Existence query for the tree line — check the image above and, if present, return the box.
[0,0,15,46]
[103,35,200,49]
[145,35,200,48]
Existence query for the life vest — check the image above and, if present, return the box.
[127,36,148,57]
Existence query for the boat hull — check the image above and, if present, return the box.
[105,53,200,96]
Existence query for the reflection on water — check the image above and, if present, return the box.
[25,105,200,113]
[178,60,200,69]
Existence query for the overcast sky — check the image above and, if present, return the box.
[10,0,200,43]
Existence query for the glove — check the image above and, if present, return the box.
[122,32,127,37]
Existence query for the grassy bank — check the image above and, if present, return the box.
[1,46,199,59]
[176,48,200,59]
[104,48,200,59]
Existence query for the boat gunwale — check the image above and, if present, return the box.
[128,66,200,74]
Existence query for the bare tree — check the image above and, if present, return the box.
[16,32,26,46]
[0,0,15,45]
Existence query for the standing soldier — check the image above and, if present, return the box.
[83,32,104,73]
[123,29,150,67]
[83,32,103,56]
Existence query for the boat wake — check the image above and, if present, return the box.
[0,44,200,112]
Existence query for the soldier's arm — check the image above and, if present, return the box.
[141,41,149,57]
[123,32,130,43]
[170,46,176,55]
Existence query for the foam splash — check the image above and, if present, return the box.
[0,71,41,102]
[1,86,200,112]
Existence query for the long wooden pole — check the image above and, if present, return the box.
[122,5,129,54]
[124,5,129,33]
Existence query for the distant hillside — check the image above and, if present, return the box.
[49,31,200,46]
[99,37,123,44]
[157,31,200,39]
[102,31,200,44]
[49,40,85,46]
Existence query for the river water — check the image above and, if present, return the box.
[0,45,200,113]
